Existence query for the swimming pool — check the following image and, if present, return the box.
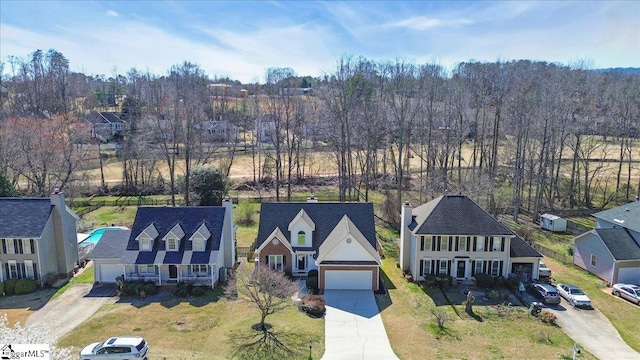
[80,226,128,246]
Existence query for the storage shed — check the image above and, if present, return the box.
[540,214,567,232]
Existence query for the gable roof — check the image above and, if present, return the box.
[0,198,53,238]
[411,195,514,236]
[257,202,376,249]
[595,228,640,261]
[317,215,380,264]
[90,230,131,259]
[121,207,226,265]
[593,201,640,234]
[510,236,542,258]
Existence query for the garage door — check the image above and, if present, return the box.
[97,263,124,283]
[618,267,640,284]
[325,270,372,290]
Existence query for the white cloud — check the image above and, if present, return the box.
[387,16,473,31]
[106,10,119,17]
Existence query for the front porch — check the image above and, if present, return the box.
[124,263,219,287]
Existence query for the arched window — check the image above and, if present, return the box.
[297,231,306,245]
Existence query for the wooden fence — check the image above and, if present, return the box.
[532,243,572,265]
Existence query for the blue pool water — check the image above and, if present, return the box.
[80,227,127,246]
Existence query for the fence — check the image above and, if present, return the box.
[532,243,572,265]
[237,246,252,259]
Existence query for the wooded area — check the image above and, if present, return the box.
[1,50,639,223]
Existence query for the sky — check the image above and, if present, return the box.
[1,1,639,83]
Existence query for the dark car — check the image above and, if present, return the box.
[527,283,561,305]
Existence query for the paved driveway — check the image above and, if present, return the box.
[26,283,117,343]
[322,290,398,360]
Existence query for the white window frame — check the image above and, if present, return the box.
[439,259,448,274]
[297,231,306,246]
[590,254,597,267]
[492,237,502,251]
[475,259,483,274]
[491,260,500,276]
[24,260,34,279]
[8,260,18,279]
[458,237,466,251]
[192,264,208,274]
[422,259,432,276]
[6,239,15,254]
[476,237,484,251]
[138,264,155,274]
[440,237,448,251]
[193,239,205,252]
[167,237,178,251]
[141,238,151,251]
[23,239,32,254]
[268,255,284,271]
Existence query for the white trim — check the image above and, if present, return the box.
[8,260,17,279]
[256,228,293,253]
[24,260,34,279]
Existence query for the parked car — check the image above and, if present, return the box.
[538,261,551,277]
[556,283,591,307]
[611,284,640,305]
[527,283,561,305]
[79,336,149,359]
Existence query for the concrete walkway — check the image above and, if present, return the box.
[322,290,398,360]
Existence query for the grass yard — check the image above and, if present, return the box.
[376,258,596,359]
[542,257,640,352]
[77,205,138,231]
[57,285,324,360]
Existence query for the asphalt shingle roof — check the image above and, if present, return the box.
[411,195,514,236]
[0,198,53,238]
[593,201,640,234]
[596,228,640,261]
[256,202,376,249]
[90,230,131,259]
[510,236,542,258]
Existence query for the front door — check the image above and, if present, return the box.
[457,260,466,278]
[169,265,178,280]
[297,255,307,273]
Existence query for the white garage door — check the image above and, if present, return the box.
[97,263,124,283]
[618,267,640,284]
[325,270,372,290]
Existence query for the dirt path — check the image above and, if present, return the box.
[25,284,117,343]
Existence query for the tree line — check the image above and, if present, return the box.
[1,50,639,222]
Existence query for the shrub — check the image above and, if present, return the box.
[144,282,158,296]
[505,276,521,290]
[423,274,438,287]
[4,279,17,296]
[566,245,574,256]
[306,276,318,294]
[15,279,37,295]
[236,201,255,226]
[191,287,205,297]
[435,274,453,288]
[176,288,189,297]
[308,269,318,277]
[539,310,557,325]
[475,273,495,288]
[0,281,4,296]
[300,294,326,317]
[43,272,59,288]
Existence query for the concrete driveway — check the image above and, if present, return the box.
[322,290,398,360]
[26,283,117,343]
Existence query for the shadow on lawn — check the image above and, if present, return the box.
[116,286,226,309]
[229,325,318,360]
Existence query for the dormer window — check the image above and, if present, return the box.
[136,224,159,251]
[163,224,185,252]
[193,237,205,251]
[190,224,211,252]
[141,238,152,251]
[167,237,178,251]
[297,231,306,246]
[288,209,314,248]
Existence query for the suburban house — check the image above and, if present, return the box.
[91,199,236,287]
[255,199,381,290]
[399,194,542,282]
[0,190,79,286]
[573,200,640,285]
[200,120,239,143]
[86,111,126,141]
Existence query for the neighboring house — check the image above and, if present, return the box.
[0,190,79,286]
[399,194,542,282]
[200,120,239,143]
[86,111,126,141]
[573,201,640,285]
[255,115,278,144]
[255,199,381,290]
[91,199,235,287]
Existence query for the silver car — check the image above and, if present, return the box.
[527,283,561,305]
[79,336,149,359]
[612,284,640,305]
[556,283,591,308]
[538,261,551,277]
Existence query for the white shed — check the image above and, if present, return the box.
[540,214,567,232]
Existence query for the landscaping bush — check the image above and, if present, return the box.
[306,276,318,294]
[15,279,37,295]
[299,294,326,318]
[176,288,189,297]
[191,286,205,297]
[539,310,557,325]
[43,272,58,288]
[144,282,158,296]
[4,279,17,296]
[0,281,4,296]
[436,274,453,288]
[236,201,255,226]
[423,274,438,287]
[505,276,521,290]
[474,273,495,288]
[308,269,318,277]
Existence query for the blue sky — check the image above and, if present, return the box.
[1,1,638,83]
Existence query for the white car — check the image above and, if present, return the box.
[79,336,149,359]
[612,283,640,305]
[556,283,591,308]
[538,261,551,277]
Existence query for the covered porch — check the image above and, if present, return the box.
[123,263,218,287]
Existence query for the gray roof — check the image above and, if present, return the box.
[122,207,226,265]
[256,202,376,249]
[411,195,514,236]
[593,201,640,234]
[0,198,53,238]
[90,230,131,259]
[510,236,542,258]
[595,228,640,261]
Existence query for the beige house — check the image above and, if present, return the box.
[0,190,79,286]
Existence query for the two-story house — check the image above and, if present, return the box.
[255,199,381,290]
[573,200,640,285]
[91,198,235,287]
[399,194,542,282]
[0,190,79,286]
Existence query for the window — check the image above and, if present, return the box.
[192,264,208,274]
[439,260,448,274]
[138,265,155,274]
[24,260,34,279]
[23,239,32,254]
[492,237,502,251]
[491,260,500,276]
[297,231,305,245]
[8,261,18,279]
[458,237,466,251]
[420,236,425,251]
[590,254,597,267]
[193,239,205,251]
[475,259,483,274]
[167,238,178,251]
[141,239,151,251]
[269,255,284,271]
[6,239,15,254]
[440,237,448,251]
[422,259,431,276]
[476,237,483,251]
